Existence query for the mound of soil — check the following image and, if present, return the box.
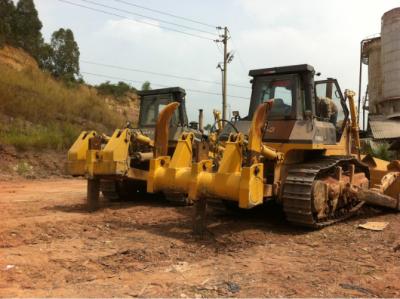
[0,145,67,180]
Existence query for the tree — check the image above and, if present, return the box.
[38,42,54,71]
[50,28,80,81]
[204,123,213,131]
[0,0,16,46]
[141,81,151,91]
[12,0,43,59]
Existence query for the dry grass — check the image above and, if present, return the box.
[0,64,124,150]
[0,119,78,151]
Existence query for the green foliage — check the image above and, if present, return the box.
[37,42,54,71]
[48,28,80,81]
[96,81,136,98]
[12,0,43,60]
[0,120,79,151]
[0,63,124,150]
[0,0,81,83]
[361,141,395,161]
[204,123,212,131]
[0,0,15,46]
[141,81,151,91]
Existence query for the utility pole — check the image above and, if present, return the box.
[216,26,232,121]
[222,26,228,121]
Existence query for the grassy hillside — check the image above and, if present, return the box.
[0,51,126,151]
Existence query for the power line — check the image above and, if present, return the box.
[81,71,250,100]
[81,60,251,89]
[80,0,217,36]
[58,0,215,41]
[57,0,249,102]
[66,0,223,62]
[229,34,249,76]
[225,28,248,77]
[114,0,216,29]
[214,33,224,55]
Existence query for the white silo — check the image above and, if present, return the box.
[381,7,400,117]
[362,37,382,114]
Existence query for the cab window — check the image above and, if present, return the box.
[315,80,346,139]
[139,94,179,126]
[251,76,295,119]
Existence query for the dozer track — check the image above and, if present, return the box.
[282,156,369,228]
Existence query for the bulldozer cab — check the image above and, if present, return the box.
[246,64,349,143]
[138,87,188,130]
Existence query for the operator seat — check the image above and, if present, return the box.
[271,98,291,116]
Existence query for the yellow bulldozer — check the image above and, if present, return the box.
[66,87,207,209]
[145,64,400,232]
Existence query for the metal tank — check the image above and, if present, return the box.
[381,7,400,117]
[362,37,382,114]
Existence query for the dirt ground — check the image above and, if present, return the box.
[1,179,400,297]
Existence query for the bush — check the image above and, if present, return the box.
[0,120,81,150]
[96,81,136,99]
[361,140,395,161]
[14,161,33,176]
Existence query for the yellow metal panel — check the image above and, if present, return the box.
[92,129,131,176]
[217,136,243,174]
[239,164,264,208]
[66,161,86,176]
[67,131,96,161]
[66,131,96,176]
[147,133,195,194]
[170,133,193,169]
[147,156,170,193]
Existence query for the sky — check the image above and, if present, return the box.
[34,0,399,125]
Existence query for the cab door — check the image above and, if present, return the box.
[314,79,349,141]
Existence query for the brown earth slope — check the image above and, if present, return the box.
[0,46,140,178]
